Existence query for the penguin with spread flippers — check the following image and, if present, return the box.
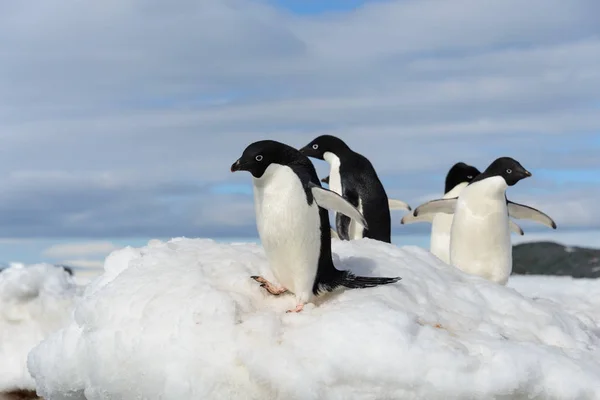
[412,157,556,284]
[231,140,401,312]
[402,162,526,263]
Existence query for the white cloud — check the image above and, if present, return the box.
[43,242,120,258]
[0,0,596,182]
[508,187,600,230]
[296,0,599,58]
[60,259,105,269]
[193,195,256,227]
[0,0,598,240]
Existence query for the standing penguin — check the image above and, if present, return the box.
[321,176,410,239]
[299,135,410,243]
[412,157,556,284]
[322,175,411,211]
[231,140,401,313]
[401,162,526,263]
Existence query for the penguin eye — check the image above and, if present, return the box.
[312,144,319,150]
[506,169,512,174]
[467,175,473,179]
[255,155,263,162]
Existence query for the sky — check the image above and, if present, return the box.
[0,0,599,268]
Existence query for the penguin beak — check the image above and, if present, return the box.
[520,168,532,178]
[298,146,309,156]
[230,159,242,172]
[298,145,317,158]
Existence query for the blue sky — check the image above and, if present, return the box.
[0,0,599,268]
[272,0,373,14]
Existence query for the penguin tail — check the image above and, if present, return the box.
[336,271,401,289]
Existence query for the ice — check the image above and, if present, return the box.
[27,238,600,399]
[0,264,78,393]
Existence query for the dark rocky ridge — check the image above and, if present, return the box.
[512,241,600,278]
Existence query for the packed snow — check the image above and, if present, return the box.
[0,264,78,393]
[509,275,600,326]
[25,238,600,399]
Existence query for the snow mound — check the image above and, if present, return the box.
[509,275,600,326]
[28,238,600,399]
[0,264,78,393]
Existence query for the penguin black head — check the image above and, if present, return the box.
[298,135,350,160]
[231,140,304,178]
[471,157,532,187]
[445,162,481,193]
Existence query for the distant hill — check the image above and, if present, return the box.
[512,241,600,278]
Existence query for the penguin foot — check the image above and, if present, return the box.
[286,304,304,313]
[251,276,288,295]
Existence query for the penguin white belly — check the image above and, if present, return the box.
[449,178,511,284]
[324,152,342,195]
[430,182,468,264]
[253,165,321,303]
[348,198,364,240]
[430,213,453,264]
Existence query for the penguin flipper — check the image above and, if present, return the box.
[509,220,524,235]
[330,227,340,239]
[507,201,557,229]
[401,212,434,225]
[413,198,457,217]
[310,184,368,229]
[388,199,412,211]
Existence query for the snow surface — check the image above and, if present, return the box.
[509,275,600,327]
[28,238,600,399]
[0,264,78,393]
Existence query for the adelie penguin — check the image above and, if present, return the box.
[231,140,401,313]
[299,135,410,243]
[401,162,526,264]
[412,157,557,285]
[321,176,409,240]
[322,175,411,212]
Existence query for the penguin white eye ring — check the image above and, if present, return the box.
[467,175,473,179]
[506,169,512,174]
[255,155,263,162]
[312,144,319,150]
